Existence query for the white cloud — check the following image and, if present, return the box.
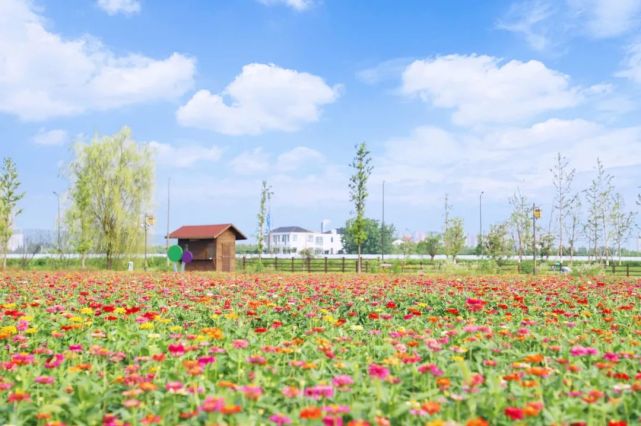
[275,146,324,172]
[257,0,316,11]
[177,63,340,135]
[497,0,554,51]
[401,54,581,127]
[230,148,270,175]
[617,42,641,84]
[0,0,195,121]
[567,0,641,38]
[97,0,141,16]
[32,129,68,146]
[379,118,641,202]
[149,142,223,168]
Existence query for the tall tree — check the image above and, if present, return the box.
[484,222,512,266]
[508,189,531,263]
[550,153,575,262]
[66,128,154,269]
[66,171,93,268]
[443,217,465,261]
[566,194,581,264]
[0,158,25,269]
[347,143,373,272]
[341,218,395,255]
[417,233,442,261]
[256,180,273,261]
[583,159,613,263]
[610,193,635,265]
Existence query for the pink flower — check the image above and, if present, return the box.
[322,417,343,426]
[168,344,185,356]
[418,363,443,377]
[247,355,266,365]
[304,385,334,400]
[44,354,64,369]
[165,381,183,392]
[200,396,224,413]
[233,339,249,349]
[198,356,215,366]
[570,346,598,357]
[240,385,263,400]
[16,320,29,331]
[603,352,620,362]
[11,353,34,366]
[69,344,83,352]
[368,363,390,380]
[332,375,354,388]
[282,386,301,398]
[35,376,55,385]
[270,414,292,425]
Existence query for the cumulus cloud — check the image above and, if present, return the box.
[0,0,195,121]
[496,0,555,51]
[257,0,316,11]
[230,148,270,175]
[275,146,324,172]
[97,0,141,16]
[617,42,641,84]
[401,54,581,127]
[32,129,68,146]
[149,142,223,168]
[567,0,641,38]
[177,63,340,135]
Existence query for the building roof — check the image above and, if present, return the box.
[271,226,311,233]
[168,224,247,240]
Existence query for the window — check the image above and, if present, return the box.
[292,234,297,242]
[315,236,323,245]
[307,235,313,243]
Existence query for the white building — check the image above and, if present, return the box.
[269,226,343,255]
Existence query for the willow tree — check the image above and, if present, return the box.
[67,128,154,269]
[347,143,372,273]
[0,158,24,269]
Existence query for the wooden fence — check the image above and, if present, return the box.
[238,256,641,276]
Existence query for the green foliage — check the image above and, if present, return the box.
[342,218,395,255]
[66,127,154,269]
[348,143,373,270]
[484,223,513,266]
[417,233,442,260]
[256,181,272,259]
[443,217,465,261]
[0,157,24,269]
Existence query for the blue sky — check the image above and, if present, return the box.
[2,0,641,243]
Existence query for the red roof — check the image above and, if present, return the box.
[168,224,247,240]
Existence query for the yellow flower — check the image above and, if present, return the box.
[1,325,17,335]
[225,312,238,320]
[140,323,154,330]
[70,316,83,323]
[452,356,464,362]
[350,325,363,332]
[19,315,33,321]
[3,303,16,309]
[147,333,161,339]
[114,307,126,314]
[169,325,182,332]
[26,328,38,334]
[80,308,94,315]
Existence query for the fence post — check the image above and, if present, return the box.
[243,256,246,271]
[324,257,328,273]
[307,257,311,273]
[626,263,630,277]
[291,257,295,273]
[612,264,616,275]
[342,257,345,273]
[274,256,278,271]
[365,261,369,273]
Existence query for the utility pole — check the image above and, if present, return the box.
[165,178,170,255]
[532,204,541,274]
[381,180,385,263]
[479,191,484,258]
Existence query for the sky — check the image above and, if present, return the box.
[2,0,641,244]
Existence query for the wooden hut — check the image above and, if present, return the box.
[168,224,247,272]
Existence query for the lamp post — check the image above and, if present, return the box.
[381,180,385,263]
[532,204,541,274]
[143,214,155,271]
[53,191,61,258]
[479,191,484,258]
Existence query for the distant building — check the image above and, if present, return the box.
[269,226,343,255]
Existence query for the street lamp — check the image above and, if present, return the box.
[532,205,541,274]
[479,191,484,258]
[143,213,155,271]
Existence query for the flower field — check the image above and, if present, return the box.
[0,272,640,425]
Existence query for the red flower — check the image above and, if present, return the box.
[505,407,524,420]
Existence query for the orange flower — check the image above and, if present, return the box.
[221,405,242,415]
[300,406,322,420]
[466,418,489,426]
[436,377,450,390]
[422,401,441,415]
[524,354,544,363]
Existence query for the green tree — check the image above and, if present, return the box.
[256,181,272,261]
[416,233,442,261]
[0,158,25,269]
[398,235,416,258]
[341,218,395,255]
[347,143,373,272]
[443,217,465,261]
[66,127,154,269]
[483,223,512,266]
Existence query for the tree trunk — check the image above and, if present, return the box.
[357,244,362,273]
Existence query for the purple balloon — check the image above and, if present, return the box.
[182,250,193,264]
